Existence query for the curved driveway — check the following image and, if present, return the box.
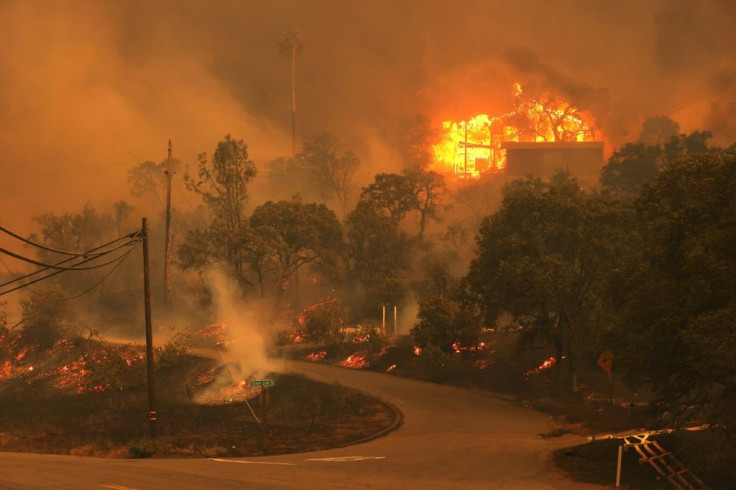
[0,360,604,489]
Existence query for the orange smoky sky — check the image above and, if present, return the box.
[1,0,735,232]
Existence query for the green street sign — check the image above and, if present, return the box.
[251,380,275,387]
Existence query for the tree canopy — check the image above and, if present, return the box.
[608,151,736,428]
[466,172,632,390]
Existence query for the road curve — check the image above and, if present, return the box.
[0,359,604,489]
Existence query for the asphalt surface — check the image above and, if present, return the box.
[0,359,605,489]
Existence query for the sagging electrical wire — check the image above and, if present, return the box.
[0,225,93,257]
[0,230,142,297]
[0,231,142,289]
[0,243,138,297]
[0,244,135,271]
[54,247,136,302]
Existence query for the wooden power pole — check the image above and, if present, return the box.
[163,140,173,307]
[142,217,157,439]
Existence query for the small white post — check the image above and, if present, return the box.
[615,445,623,487]
[393,306,397,335]
[382,305,386,336]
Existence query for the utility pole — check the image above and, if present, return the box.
[142,217,157,439]
[163,140,173,307]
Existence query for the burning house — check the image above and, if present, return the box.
[432,83,604,186]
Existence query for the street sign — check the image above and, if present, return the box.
[251,380,276,387]
[597,350,614,373]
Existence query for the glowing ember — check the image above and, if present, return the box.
[386,364,397,373]
[197,322,230,348]
[14,346,30,362]
[413,346,422,356]
[432,83,599,179]
[339,352,369,369]
[304,350,327,362]
[297,297,337,326]
[451,342,487,354]
[196,373,216,386]
[525,356,557,377]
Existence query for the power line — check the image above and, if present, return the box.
[54,247,136,302]
[0,230,142,297]
[0,224,104,257]
[0,233,138,289]
[0,241,138,271]
[0,242,138,297]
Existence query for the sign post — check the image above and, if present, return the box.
[251,380,275,451]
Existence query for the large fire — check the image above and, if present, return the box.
[432,83,599,179]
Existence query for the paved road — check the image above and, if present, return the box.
[0,360,605,489]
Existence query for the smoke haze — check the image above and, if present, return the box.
[1,0,735,231]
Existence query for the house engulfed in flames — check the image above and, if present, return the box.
[432,83,604,187]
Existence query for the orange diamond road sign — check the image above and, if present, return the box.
[597,350,614,373]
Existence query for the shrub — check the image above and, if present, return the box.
[410,295,481,352]
[304,303,346,345]
[157,326,194,372]
[19,285,76,349]
[412,344,464,382]
[129,438,158,458]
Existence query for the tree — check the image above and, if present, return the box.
[452,178,502,229]
[508,83,598,142]
[394,114,438,172]
[294,133,360,217]
[32,203,114,254]
[600,142,663,200]
[279,27,303,156]
[303,302,346,345]
[345,201,412,289]
[19,285,76,350]
[608,152,736,429]
[405,169,446,240]
[410,295,481,352]
[600,130,718,200]
[466,172,632,391]
[638,115,680,146]
[128,158,184,209]
[182,135,257,283]
[359,173,418,226]
[250,200,343,311]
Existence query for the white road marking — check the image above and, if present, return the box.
[305,456,386,462]
[210,458,296,466]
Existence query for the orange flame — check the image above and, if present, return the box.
[339,352,369,369]
[524,356,557,377]
[305,350,327,361]
[432,83,599,179]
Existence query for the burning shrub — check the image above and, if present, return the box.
[157,326,194,372]
[19,286,77,350]
[410,295,481,353]
[411,344,464,382]
[81,343,147,392]
[303,302,346,345]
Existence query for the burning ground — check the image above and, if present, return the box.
[0,330,399,458]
